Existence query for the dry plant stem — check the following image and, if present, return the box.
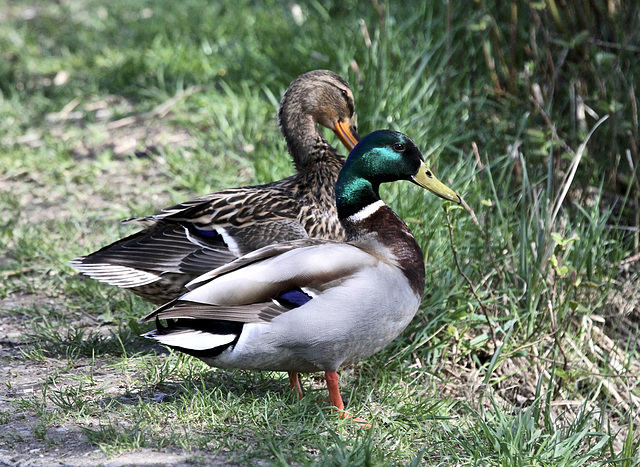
[105,85,205,131]
[566,335,640,412]
[460,196,483,234]
[591,38,640,53]
[463,143,504,283]
[527,354,640,379]
[550,115,610,226]
[471,141,484,169]
[547,298,569,372]
[625,148,640,252]
[529,95,573,155]
[444,207,497,348]
[620,251,640,266]
[461,195,504,284]
[529,96,610,228]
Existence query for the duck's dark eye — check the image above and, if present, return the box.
[339,89,354,114]
[392,143,405,152]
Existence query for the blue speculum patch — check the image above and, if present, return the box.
[195,228,220,239]
[275,288,312,308]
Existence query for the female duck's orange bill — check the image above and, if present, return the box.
[333,119,360,151]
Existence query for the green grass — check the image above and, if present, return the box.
[1,0,639,465]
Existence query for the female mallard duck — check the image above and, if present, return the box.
[72,70,360,304]
[140,130,461,417]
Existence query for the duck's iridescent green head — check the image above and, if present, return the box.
[336,130,460,218]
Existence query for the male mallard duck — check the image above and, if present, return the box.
[72,70,360,304]
[140,130,461,417]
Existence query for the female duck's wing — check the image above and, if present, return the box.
[72,179,310,303]
[69,223,235,288]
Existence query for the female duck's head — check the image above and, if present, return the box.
[336,130,460,218]
[277,70,360,167]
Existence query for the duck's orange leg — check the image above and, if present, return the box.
[324,370,371,428]
[324,370,345,410]
[289,372,303,400]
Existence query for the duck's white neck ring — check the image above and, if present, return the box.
[345,200,386,223]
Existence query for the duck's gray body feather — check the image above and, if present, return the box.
[221,259,419,372]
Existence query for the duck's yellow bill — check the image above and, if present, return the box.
[411,160,461,203]
[333,119,360,151]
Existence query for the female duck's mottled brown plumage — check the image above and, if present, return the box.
[72,70,360,304]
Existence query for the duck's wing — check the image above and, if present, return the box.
[70,223,236,288]
[128,176,298,227]
[72,179,312,303]
[183,237,328,289]
[140,241,376,325]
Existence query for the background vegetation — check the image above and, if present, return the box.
[1,0,638,464]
